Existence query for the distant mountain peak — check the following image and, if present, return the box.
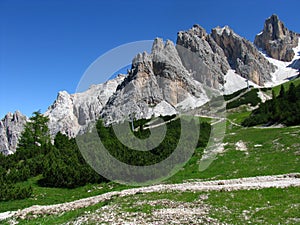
[254,14,299,61]
[0,111,27,154]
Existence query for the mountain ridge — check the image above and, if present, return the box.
[1,14,299,153]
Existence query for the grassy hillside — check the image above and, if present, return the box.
[1,80,300,224]
[5,187,299,224]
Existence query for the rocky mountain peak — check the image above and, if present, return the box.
[0,111,27,154]
[267,14,288,39]
[176,25,230,88]
[254,14,299,61]
[190,24,207,38]
[213,26,239,38]
[45,75,125,138]
[101,38,208,124]
[211,25,276,85]
[151,37,164,53]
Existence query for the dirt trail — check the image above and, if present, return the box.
[0,173,299,221]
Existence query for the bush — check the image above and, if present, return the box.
[226,89,261,109]
[242,83,300,127]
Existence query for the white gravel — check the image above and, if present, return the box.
[0,173,299,222]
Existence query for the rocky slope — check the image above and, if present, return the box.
[210,26,276,85]
[100,38,209,124]
[255,14,299,62]
[176,24,276,86]
[176,24,230,89]
[0,111,27,154]
[44,75,125,137]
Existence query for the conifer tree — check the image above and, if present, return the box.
[17,111,50,156]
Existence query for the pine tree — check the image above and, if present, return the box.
[287,83,296,102]
[279,85,285,98]
[17,111,50,156]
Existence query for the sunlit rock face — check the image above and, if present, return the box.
[255,14,299,62]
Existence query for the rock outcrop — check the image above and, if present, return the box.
[254,14,299,62]
[176,24,230,88]
[45,75,125,137]
[210,26,276,85]
[101,38,209,124]
[0,111,27,154]
[176,24,276,86]
[1,76,125,153]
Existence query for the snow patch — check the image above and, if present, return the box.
[263,38,300,87]
[223,70,260,95]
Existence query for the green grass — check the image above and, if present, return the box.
[1,108,299,223]
[206,187,300,224]
[10,187,300,224]
[0,176,127,213]
[272,76,300,96]
[167,116,299,182]
[1,122,299,213]
[196,124,300,180]
[227,108,251,125]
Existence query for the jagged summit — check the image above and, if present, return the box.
[211,25,276,85]
[213,26,240,37]
[2,15,299,153]
[254,14,299,61]
[177,24,275,86]
[101,38,208,125]
[0,111,27,154]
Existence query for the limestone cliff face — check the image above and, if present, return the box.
[176,24,276,86]
[210,26,276,85]
[176,25,230,89]
[254,14,299,62]
[0,111,27,154]
[1,76,125,153]
[45,75,125,137]
[101,38,208,124]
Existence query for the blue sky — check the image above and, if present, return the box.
[1,0,299,118]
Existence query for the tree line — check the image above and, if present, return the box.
[242,82,300,126]
[0,112,211,201]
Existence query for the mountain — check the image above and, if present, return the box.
[0,111,27,155]
[1,15,299,153]
[254,14,299,62]
[44,75,125,137]
[177,24,276,86]
[210,26,276,85]
[100,38,209,124]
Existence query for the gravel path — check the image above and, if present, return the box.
[1,173,299,221]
